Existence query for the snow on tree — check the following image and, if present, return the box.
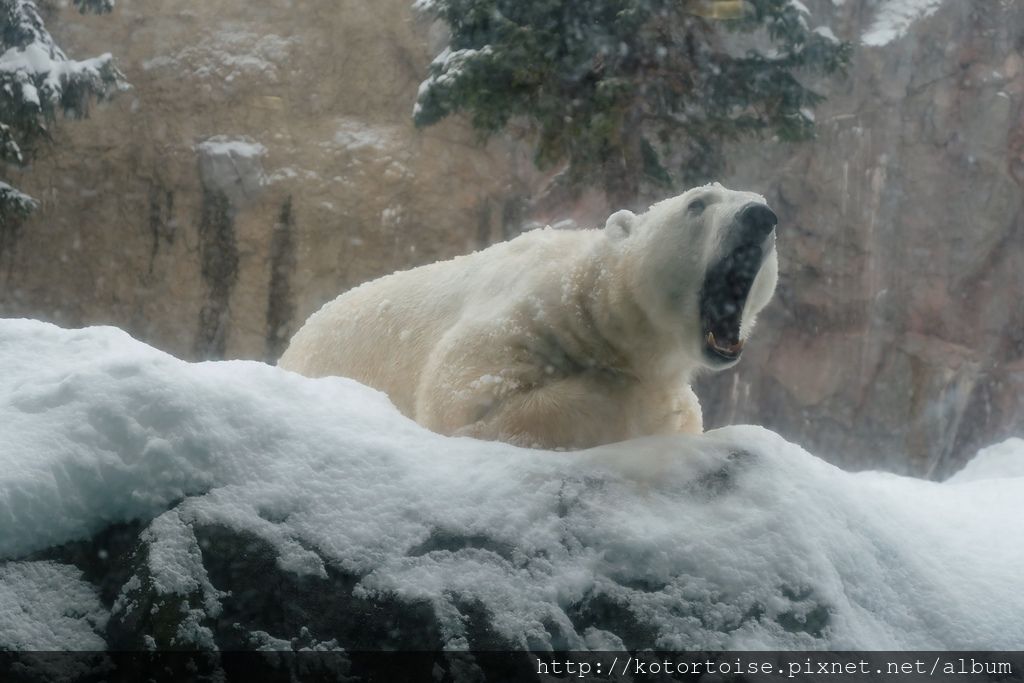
[0,0,126,232]
[412,0,851,207]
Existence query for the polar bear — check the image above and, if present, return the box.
[279,183,778,449]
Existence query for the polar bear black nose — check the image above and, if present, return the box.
[737,203,777,241]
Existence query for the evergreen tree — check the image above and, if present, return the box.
[413,0,850,208]
[0,0,126,233]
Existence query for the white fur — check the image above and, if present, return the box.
[278,184,778,449]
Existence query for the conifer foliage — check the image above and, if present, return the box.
[0,0,125,229]
[413,0,850,206]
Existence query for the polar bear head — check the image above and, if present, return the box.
[606,183,779,369]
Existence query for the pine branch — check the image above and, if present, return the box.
[413,0,851,204]
[0,0,126,221]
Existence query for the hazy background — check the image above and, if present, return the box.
[2,0,1022,477]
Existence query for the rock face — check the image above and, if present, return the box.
[0,0,534,362]
[699,0,1024,477]
[1,0,1021,476]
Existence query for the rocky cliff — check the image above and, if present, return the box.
[701,0,1024,477]
[0,0,535,362]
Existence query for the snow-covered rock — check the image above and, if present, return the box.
[195,136,267,206]
[1,318,1022,653]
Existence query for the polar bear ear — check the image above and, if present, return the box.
[604,210,636,240]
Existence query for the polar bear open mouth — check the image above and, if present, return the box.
[699,241,766,364]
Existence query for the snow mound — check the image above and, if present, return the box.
[1,319,1023,650]
[946,438,1024,484]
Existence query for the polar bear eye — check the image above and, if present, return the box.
[686,198,707,215]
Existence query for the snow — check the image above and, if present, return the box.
[786,0,810,16]
[0,42,117,108]
[0,181,38,212]
[946,438,1024,484]
[414,45,494,117]
[322,119,409,178]
[332,117,401,152]
[862,0,945,46]
[1,318,1024,650]
[813,26,839,44]
[141,510,225,617]
[0,561,108,650]
[141,28,294,84]
[195,136,267,203]
[195,135,266,159]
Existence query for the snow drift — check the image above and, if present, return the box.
[1,318,1022,651]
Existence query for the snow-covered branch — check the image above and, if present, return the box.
[0,0,126,221]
